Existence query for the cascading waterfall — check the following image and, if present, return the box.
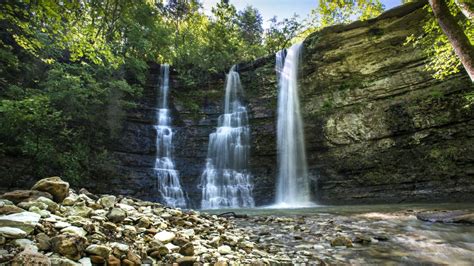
[275,43,313,207]
[153,64,187,208]
[200,66,255,209]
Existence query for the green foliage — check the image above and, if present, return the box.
[405,0,474,80]
[311,0,384,27]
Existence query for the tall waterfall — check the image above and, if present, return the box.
[153,64,187,208]
[275,43,312,207]
[200,66,255,209]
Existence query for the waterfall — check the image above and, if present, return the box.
[275,43,313,207]
[200,66,255,209]
[153,64,187,208]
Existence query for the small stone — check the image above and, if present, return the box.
[89,255,105,264]
[107,255,121,266]
[331,236,353,247]
[31,176,69,203]
[85,244,111,259]
[98,195,116,209]
[137,217,151,228]
[11,248,51,266]
[164,242,179,252]
[176,256,197,265]
[373,234,389,241]
[0,226,27,238]
[106,208,126,223]
[78,257,92,266]
[36,233,51,251]
[65,202,92,218]
[0,205,24,215]
[181,229,195,237]
[12,238,37,251]
[353,234,372,244]
[218,245,232,255]
[54,221,71,229]
[126,250,141,265]
[110,242,129,253]
[36,196,59,212]
[51,234,88,261]
[18,201,48,210]
[179,242,194,256]
[49,255,81,266]
[154,230,175,243]
[0,211,41,234]
[61,226,87,237]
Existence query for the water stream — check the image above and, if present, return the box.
[200,66,255,209]
[153,64,187,208]
[275,43,312,207]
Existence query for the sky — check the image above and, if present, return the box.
[201,0,404,28]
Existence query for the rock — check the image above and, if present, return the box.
[373,234,389,241]
[85,244,111,259]
[218,245,232,255]
[331,236,353,247]
[181,229,195,237]
[51,234,88,261]
[353,234,372,244]
[12,238,37,251]
[126,250,142,265]
[78,257,92,266]
[417,210,474,224]
[0,226,27,238]
[98,195,116,209]
[31,177,69,203]
[54,221,72,229]
[179,242,194,256]
[18,201,48,210]
[110,242,129,253]
[154,230,175,243]
[0,190,53,204]
[106,208,126,223]
[36,233,51,251]
[176,256,197,265]
[89,255,105,264]
[0,211,41,234]
[65,202,92,218]
[164,242,179,252]
[37,196,59,212]
[107,255,121,266]
[61,226,87,237]
[137,216,151,228]
[49,255,81,266]
[0,204,24,215]
[11,248,50,266]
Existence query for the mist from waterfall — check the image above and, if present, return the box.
[275,43,312,207]
[153,64,187,208]
[200,66,255,209]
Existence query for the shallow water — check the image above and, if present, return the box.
[205,203,474,265]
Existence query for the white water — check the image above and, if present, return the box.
[200,66,255,209]
[275,43,313,207]
[153,64,187,208]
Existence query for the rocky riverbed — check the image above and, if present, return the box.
[1,177,473,265]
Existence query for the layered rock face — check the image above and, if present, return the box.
[105,1,474,206]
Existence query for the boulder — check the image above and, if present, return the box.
[0,211,41,234]
[51,234,88,261]
[0,190,53,204]
[31,177,69,203]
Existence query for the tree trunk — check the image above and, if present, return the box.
[429,0,474,82]
[455,0,474,19]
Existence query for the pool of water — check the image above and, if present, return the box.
[203,203,474,265]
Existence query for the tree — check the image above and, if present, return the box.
[264,16,303,54]
[237,6,264,46]
[428,0,474,81]
[315,0,384,27]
